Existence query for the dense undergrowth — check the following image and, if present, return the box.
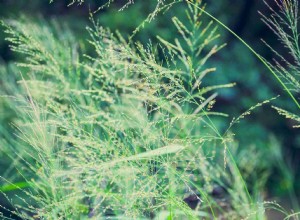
[0,0,299,219]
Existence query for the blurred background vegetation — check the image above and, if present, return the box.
[0,0,299,218]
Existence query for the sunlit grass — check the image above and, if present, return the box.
[0,0,299,219]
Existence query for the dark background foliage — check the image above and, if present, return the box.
[0,0,299,217]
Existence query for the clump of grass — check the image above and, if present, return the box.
[2,0,299,219]
[0,1,252,219]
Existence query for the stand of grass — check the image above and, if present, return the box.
[1,0,299,219]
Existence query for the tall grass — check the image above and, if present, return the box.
[0,0,299,219]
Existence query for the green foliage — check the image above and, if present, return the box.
[0,0,299,219]
[0,1,252,219]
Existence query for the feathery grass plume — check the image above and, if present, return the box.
[51,0,171,16]
[226,96,279,133]
[272,106,300,128]
[259,0,300,212]
[56,0,133,8]
[185,0,300,111]
[260,0,300,127]
[0,1,277,219]
[260,0,300,209]
[260,0,300,92]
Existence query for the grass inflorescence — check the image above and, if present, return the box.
[0,0,299,219]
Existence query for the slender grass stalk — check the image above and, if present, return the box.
[186,0,300,110]
[284,212,300,220]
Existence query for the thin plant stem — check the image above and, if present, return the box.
[186,0,300,110]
